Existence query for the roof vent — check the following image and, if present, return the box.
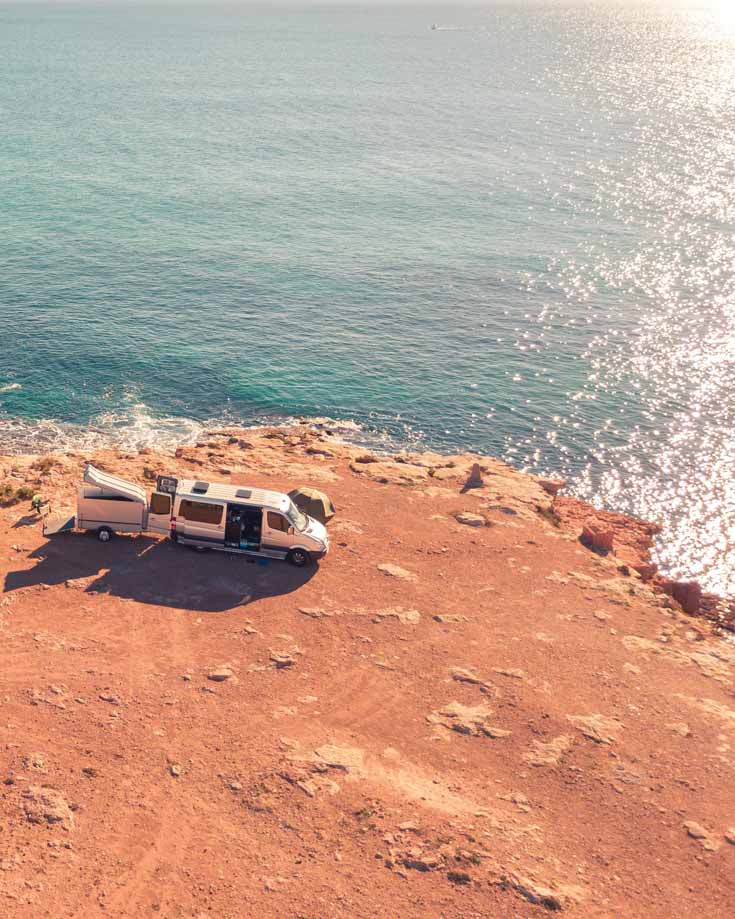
[192,481,209,494]
[235,489,252,500]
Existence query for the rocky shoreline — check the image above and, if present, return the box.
[2,421,732,633]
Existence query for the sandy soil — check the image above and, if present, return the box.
[0,425,733,917]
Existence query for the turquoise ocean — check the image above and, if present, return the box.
[1,1,734,592]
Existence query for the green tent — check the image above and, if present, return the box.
[288,487,336,525]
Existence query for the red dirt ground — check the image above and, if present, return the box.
[0,426,733,917]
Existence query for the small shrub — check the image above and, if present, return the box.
[32,455,59,474]
[447,870,472,885]
[0,483,31,505]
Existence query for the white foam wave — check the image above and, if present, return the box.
[0,404,400,457]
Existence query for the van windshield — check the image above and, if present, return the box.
[285,501,308,532]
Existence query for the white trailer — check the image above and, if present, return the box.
[43,465,329,567]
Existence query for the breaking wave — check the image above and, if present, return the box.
[0,404,404,456]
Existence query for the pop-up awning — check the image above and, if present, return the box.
[83,464,147,504]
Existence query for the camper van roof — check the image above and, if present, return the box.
[177,479,288,510]
[84,464,147,504]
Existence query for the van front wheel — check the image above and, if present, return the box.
[286,548,311,568]
[97,526,114,543]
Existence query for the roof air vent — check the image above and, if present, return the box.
[235,489,252,500]
[192,481,209,494]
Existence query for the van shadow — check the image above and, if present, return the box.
[4,533,316,612]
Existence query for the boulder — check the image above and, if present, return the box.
[463,463,484,490]
[660,580,703,615]
[453,512,486,528]
[207,666,236,683]
[580,520,615,554]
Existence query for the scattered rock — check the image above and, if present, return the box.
[537,478,566,497]
[724,828,735,845]
[377,563,416,581]
[373,607,421,625]
[98,693,120,705]
[22,786,74,831]
[450,667,495,695]
[428,702,510,739]
[22,753,47,771]
[402,852,443,872]
[523,735,574,767]
[501,872,585,911]
[299,606,335,619]
[351,460,427,486]
[493,667,525,680]
[313,744,365,774]
[568,713,623,745]
[453,512,486,528]
[207,666,237,683]
[683,821,719,851]
[270,652,296,669]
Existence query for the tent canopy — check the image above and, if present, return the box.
[83,464,147,504]
[288,487,335,525]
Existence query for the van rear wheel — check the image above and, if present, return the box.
[286,548,311,568]
[97,526,114,543]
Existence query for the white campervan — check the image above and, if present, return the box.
[58,466,329,567]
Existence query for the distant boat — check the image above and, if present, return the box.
[431,24,438,31]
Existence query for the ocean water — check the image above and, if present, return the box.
[1,1,734,593]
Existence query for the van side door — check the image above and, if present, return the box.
[262,510,292,557]
[177,499,225,546]
[147,492,172,536]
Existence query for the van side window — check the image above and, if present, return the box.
[179,500,223,525]
[267,512,289,532]
[150,493,172,515]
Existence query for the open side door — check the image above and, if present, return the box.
[43,512,76,537]
[147,492,173,536]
